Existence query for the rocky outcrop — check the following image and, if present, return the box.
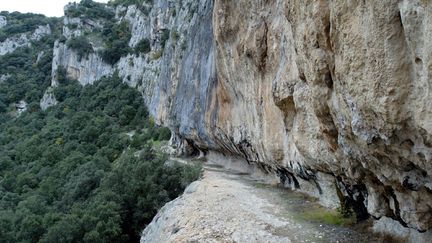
[0,24,51,55]
[49,1,173,90]
[40,88,58,111]
[373,216,432,243]
[14,100,27,116]
[47,0,432,237]
[0,16,7,28]
[0,73,10,83]
[142,0,432,235]
[51,40,113,86]
[210,0,431,233]
[62,14,104,40]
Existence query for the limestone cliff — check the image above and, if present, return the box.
[151,0,432,234]
[46,0,432,237]
[0,23,51,55]
[209,0,432,233]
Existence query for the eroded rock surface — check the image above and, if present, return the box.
[0,24,51,55]
[152,0,432,233]
[50,40,113,86]
[45,0,432,236]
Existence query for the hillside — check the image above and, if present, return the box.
[0,5,200,243]
[0,0,431,242]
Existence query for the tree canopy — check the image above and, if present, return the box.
[0,10,201,243]
[0,74,201,242]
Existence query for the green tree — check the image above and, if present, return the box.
[67,36,94,61]
[100,21,132,65]
[134,38,151,54]
[0,68,201,242]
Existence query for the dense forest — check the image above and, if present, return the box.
[0,6,201,243]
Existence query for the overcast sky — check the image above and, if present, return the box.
[0,0,109,17]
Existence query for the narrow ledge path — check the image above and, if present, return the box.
[141,159,382,243]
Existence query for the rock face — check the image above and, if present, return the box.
[145,0,432,235]
[51,40,113,86]
[185,0,432,233]
[46,0,432,236]
[0,24,51,56]
[0,16,7,28]
[14,100,27,116]
[40,88,58,111]
[50,9,113,86]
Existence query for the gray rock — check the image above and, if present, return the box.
[373,216,432,243]
[40,88,58,111]
[15,100,27,116]
[44,0,432,236]
[0,16,7,28]
[50,41,113,86]
[0,24,51,56]
[0,74,10,83]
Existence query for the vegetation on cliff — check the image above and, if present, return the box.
[63,0,134,65]
[0,38,57,114]
[0,11,60,42]
[65,0,114,20]
[0,9,201,243]
[108,0,154,14]
[66,36,94,61]
[100,21,132,65]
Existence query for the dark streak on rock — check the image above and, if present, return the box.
[258,20,268,72]
[277,167,300,189]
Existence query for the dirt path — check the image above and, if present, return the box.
[141,160,381,243]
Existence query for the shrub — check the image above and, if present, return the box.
[58,35,67,43]
[134,38,151,54]
[100,40,130,65]
[158,127,171,141]
[0,100,6,113]
[66,36,94,61]
[100,21,131,65]
[0,11,57,42]
[65,0,114,20]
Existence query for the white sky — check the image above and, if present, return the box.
[0,0,109,17]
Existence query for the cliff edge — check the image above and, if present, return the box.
[42,0,432,238]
